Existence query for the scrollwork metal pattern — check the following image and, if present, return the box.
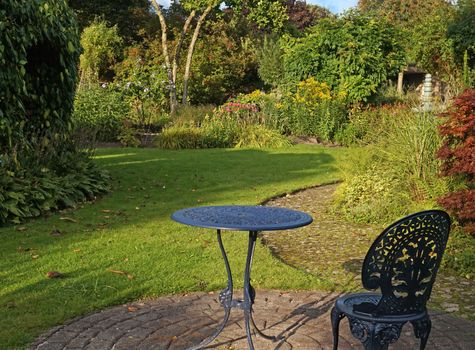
[361,210,451,315]
[172,205,312,231]
[348,318,403,349]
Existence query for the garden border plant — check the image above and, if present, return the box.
[437,89,475,236]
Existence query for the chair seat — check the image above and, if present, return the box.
[335,293,427,323]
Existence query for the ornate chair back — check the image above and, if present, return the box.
[361,210,451,316]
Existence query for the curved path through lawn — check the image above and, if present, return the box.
[262,184,475,320]
[31,184,475,350]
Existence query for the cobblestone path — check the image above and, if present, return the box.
[262,184,475,320]
[31,290,475,349]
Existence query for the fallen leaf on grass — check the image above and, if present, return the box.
[50,229,62,237]
[31,255,39,259]
[60,217,77,223]
[73,249,81,253]
[107,269,134,280]
[101,209,112,213]
[46,271,64,279]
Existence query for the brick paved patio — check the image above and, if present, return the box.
[31,290,475,350]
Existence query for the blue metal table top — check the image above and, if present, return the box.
[171,205,313,231]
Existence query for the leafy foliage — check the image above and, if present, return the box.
[358,0,452,29]
[0,0,80,166]
[155,101,291,149]
[234,124,291,148]
[187,18,260,105]
[67,0,157,43]
[280,78,348,141]
[246,0,289,32]
[284,0,333,32]
[79,20,123,83]
[437,89,475,235]
[257,35,284,88]
[358,0,464,89]
[0,152,109,224]
[73,85,130,142]
[448,0,475,70]
[0,0,110,224]
[334,107,449,224]
[409,5,458,84]
[281,11,405,102]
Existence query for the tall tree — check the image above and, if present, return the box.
[151,0,218,114]
[358,0,452,27]
[68,0,156,43]
[285,0,333,32]
[79,20,123,85]
[358,0,458,85]
[448,0,475,66]
[151,0,288,113]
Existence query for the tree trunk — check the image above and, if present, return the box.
[397,71,404,95]
[151,0,177,115]
[182,5,213,105]
[173,11,196,85]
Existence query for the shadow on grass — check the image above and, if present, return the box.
[0,146,344,348]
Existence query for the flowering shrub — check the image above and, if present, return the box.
[214,100,261,126]
[281,78,348,141]
[221,102,260,114]
[294,78,332,107]
[437,89,475,236]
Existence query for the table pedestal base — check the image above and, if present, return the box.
[186,230,281,350]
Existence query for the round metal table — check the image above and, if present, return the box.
[171,205,313,350]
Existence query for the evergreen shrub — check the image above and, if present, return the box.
[0,0,109,224]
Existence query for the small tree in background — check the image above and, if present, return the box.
[437,89,475,236]
[79,20,123,85]
[257,35,284,88]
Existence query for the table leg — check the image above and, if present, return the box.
[244,231,281,349]
[186,230,233,350]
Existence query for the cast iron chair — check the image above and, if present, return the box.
[331,210,451,350]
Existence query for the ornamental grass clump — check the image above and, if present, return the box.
[334,106,449,224]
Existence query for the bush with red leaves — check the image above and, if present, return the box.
[437,89,475,236]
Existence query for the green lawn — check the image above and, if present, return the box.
[0,145,355,349]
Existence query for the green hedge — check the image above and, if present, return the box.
[0,0,109,224]
[0,0,80,162]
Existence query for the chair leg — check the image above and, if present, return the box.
[412,316,432,350]
[331,306,345,350]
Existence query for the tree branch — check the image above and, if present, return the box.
[173,10,196,84]
[182,4,213,104]
[151,0,177,113]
